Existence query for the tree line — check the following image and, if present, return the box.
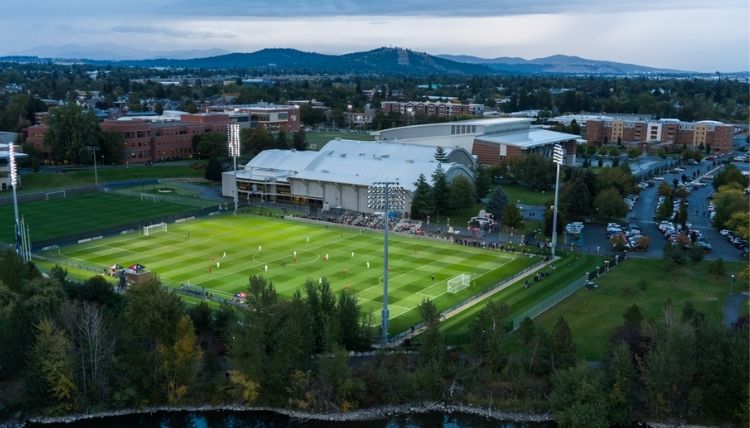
[0,249,746,426]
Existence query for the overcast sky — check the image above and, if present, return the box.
[2,0,748,72]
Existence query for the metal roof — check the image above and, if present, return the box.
[237,139,472,191]
[475,129,580,148]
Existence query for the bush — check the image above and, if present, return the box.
[637,278,649,291]
[708,258,726,276]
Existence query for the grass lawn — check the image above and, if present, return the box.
[498,183,551,206]
[50,214,540,336]
[0,192,202,244]
[305,130,374,149]
[533,258,747,360]
[19,162,205,192]
[439,253,603,346]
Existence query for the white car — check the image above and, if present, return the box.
[720,229,731,236]
[654,176,664,181]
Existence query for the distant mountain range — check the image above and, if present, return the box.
[0,46,690,75]
[437,54,684,74]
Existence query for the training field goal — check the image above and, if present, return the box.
[45,190,66,200]
[447,273,472,293]
[143,222,168,236]
[140,193,159,202]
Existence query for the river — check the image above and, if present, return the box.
[26,410,556,428]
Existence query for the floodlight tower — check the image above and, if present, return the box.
[87,146,100,187]
[551,144,564,258]
[367,181,405,345]
[7,143,23,260]
[227,123,241,214]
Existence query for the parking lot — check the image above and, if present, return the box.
[570,157,747,261]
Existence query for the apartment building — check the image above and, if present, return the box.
[585,118,733,153]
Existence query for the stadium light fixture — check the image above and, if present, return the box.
[227,123,241,214]
[367,181,405,345]
[551,144,564,258]
[7,143,25,261]
[87,146,100,187]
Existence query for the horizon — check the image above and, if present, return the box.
[2,0,749,73]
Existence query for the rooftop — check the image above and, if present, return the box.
[476,129,580,148]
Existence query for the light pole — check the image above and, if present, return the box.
[551,144,564,258]
[368,181,405,345]
[227,123,241,214]
[87,146,100,187]
[7,143,25,260]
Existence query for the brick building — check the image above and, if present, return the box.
[381,101,484,118]
[25,113,231,164]
[585,118,733,153]
[206,103,300,132]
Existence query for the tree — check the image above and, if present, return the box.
[292,129,307,151]
[447,175,476,211]
[120,279,185,401]
[431,164,449,216]
[561,176,592,220]
[304,277,337,353]
[714,164,746,189]
[274,130,289,149]
[418,299,443,364]
[240,127,274,157]
[204,158,223,181]
[192,133,228,160]
[486,187,508,224]
[712,185,747,230]
[434,146,447,162]
[606,342,636,426]
[410,174,434,219]
[501,202,524,229]
[99,131,124,164]
[677,199,688,228]
[158,315,203,403]
[551,317,576,370]
[336,289,365,351]
[726,211,749,240]
[474,164,492,198]
[518,317,536,346]
[594,187,628,220]
[61,302,115,404]
[27,319,78,412]
[44,103,102,163]
[468,301,510,370]
[550,364,609,428]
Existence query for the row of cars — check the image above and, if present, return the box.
[720,229,748,251]
[658,221,712,252]
[607,222,651,251]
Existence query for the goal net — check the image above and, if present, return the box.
[447,273,471,293]
[141,193,159,202]
[45,190,66,200]
[143,222,167,236]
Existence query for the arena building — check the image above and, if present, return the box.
[371,118,579,165]
[222,139,475,215]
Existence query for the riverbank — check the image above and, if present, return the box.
[14,403,552,427]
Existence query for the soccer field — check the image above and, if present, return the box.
[53,214,540,334]
[0,192,205,244]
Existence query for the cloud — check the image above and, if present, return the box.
[108,25,235,40]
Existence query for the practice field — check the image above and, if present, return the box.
[0,192,203,244]
[51,214,540,335]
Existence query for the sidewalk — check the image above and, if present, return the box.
[384,256,557,347]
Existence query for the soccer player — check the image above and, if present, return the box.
[351,251,355,258]
[265,265,268,272]
[366,261,370,269]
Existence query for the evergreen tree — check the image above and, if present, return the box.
[292,129,307,151]
[474,164,492,198]
[447,175,476,211]
[431,164,449,216]
[204,158,223,181]
[551,317,576,370]
[501,202,524,229]
[275,130,289,149]
[486,187,508,224]
[410,174,434,219]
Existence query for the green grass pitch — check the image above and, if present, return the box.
[0,192,203,244]
[51,214,541,335]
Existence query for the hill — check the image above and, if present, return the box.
[438,53,686,74]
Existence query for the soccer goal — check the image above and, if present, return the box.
[45,190,66,200]
[143,222,168,236]
[447,273,471,293]
[140,193,159,202]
